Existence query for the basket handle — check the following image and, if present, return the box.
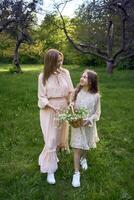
[70,105,75,114]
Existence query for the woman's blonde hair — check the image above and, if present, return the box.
[43,49,63,85]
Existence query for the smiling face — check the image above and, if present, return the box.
[80,72,89,87]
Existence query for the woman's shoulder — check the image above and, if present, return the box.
[38,72,44,83]
[38,72,43,79]
[60,68,70,75]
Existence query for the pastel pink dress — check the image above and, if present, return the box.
[38,69,74,173]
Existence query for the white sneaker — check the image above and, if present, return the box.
[72,172,80,187]
[47,173,56,184]
[80,157,88,170]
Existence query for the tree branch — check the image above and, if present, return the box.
[79,43,108,59]
[55,2,109,60]
[113,17,126,61]
[107,20,114,57]
[0,19,17,32]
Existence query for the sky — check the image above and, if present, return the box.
[37,0,84,23]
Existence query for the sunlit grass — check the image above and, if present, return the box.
[0,64,43,72]
[0,64,82,73]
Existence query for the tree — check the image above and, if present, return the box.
[0,0,39,72]
[56,0,134,73]
[37,14,66,51]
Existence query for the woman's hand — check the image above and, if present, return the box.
[46,103,60,112]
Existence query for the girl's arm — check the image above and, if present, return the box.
[90,94,101,122]
[84,94,101,126]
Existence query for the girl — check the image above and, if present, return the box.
[70,69,101,187]
[38,49,74,184]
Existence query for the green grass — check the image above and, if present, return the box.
[0,64,134,200]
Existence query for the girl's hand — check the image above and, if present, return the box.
[83,119,92,126]
[69,102,75,107]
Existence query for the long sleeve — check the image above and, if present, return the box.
[88,94,101,125]
[38,73,49,109]
[66,70,74,93]
[66,70,74,104]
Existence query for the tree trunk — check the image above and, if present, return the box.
[106,61,115,74]
[13,40,23,73]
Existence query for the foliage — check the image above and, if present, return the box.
[35,14,92,65]
[58,0,134,73]
[0,0,40,72]
[118,57,134,70]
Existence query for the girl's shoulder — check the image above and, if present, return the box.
[93,92,101,100]
[87,92,101,99]
[95,92,101,98]
[93,93,101,105]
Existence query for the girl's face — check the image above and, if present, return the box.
[80,72,89,87]
[57,55,63,68]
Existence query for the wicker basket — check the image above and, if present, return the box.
[69,118,83,128]
[69,106,83,128]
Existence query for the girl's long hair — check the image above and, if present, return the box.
[74,69,99,101]
[43,49,63,85]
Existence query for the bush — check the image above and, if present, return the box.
[118,58,134,70]
[19,54,41,64]
[0,56,12,63]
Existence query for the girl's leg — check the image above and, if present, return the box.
[80,150,88,170]
[81,150,87,159]
[73,148,81,172]
[72,148,81,187]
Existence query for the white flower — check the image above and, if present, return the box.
[58,107,88,124]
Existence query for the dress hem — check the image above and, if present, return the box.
[70,139,100,150]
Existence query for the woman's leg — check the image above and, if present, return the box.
[39,109,58,174]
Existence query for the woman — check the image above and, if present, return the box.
[38,49,74,184]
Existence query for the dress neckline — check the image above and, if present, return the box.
[53,68,62,75]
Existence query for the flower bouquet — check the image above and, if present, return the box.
[58,106,88,128]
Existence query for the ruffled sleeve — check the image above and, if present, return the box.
[88,93,101,125]
[38,73,49,109]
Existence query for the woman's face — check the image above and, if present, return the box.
[57,55,63,68]
[80,72,89,86]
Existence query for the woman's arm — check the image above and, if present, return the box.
[38,74,49,109]
[66,70,74,104]
[38,74,58,111]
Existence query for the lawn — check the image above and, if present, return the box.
[0,64,134,200]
